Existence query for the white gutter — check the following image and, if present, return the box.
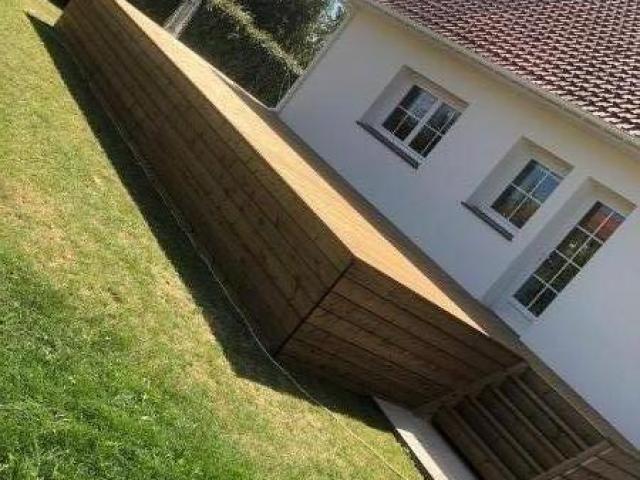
[351,0,640,154]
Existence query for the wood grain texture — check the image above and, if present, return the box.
[57,0,524,404]
[57,3,639,477]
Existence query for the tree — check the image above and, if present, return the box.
[231,0,344,64]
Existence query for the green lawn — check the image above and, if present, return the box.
[0,1,422,479]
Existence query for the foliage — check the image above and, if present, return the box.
[234,0,344,64]
[128,0,343,105]
[0,1,422,478]
[180,0,304,106]
[128,0,183,23]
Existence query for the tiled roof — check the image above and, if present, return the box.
[372,0,640,139]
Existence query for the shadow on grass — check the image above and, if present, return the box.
[26,13,392,431]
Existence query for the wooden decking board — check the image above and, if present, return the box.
[287,323,446,400]
[346,261,521,366]
[77,1,339,327]
[491,386,568,462]
[600,450,640,478]
[282,339,423,406]
[60,11,640,477]
[530,443,611,480]
[320,291,483,381]
[195,131,344,286]
[305,308,462,389]
[448,408,519,480]
[479,388,564,469]
[470,397,545,475]
[501,379,583,459]
[456,398,539,479]
[584,457,639,480]
[562,466,607,479]
[331,276,502,374]
[514,377,589,451]
[520,369,603,448]
[434,409,514,480]
[108,0,522,345]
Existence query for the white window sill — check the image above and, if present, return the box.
[356,121,421,169]
[461,202,515,241]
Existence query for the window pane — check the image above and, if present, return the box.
[427,103,460,133]
[551,263,580,292]
[529,289,557,317]
[534,251,566,283]
[515,276,545,307]
[382,108,406,133]
[394,115,419,140]
[514,201,624,319]
[595,212,625,241]
[400,86,422,108]
[510,197,540,228]
[579,202,612,233]
[421,136,444,157]
[400,86,436,119]
[531,174,561,202]
[409,127,439,155]
[410,92,437,118]
[513,161,547,193]
[557,228,590,259]
[492,186,526,219]
[573,238,602,267]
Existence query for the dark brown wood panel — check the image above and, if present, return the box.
[346,260,521,367]
[330,278,502,375]
[291,321,449,402]
[600,449,640,478]
[57,0,531,406]
[520,369,603,448]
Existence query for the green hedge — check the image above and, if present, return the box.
[127,0,303,106]
[181,0,303,106]
[128,0,183,25]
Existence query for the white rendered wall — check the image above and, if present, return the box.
[278,6,640,446]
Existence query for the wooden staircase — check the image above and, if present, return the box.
[432,367,640,480]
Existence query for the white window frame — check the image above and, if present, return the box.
[512,202,624,318]
[488,157,564,231]
[361,68,466,167]
[490,180,635,332]
[379,86,460,155]
[466,139,572,239]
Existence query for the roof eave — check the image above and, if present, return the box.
[352,0,640,154]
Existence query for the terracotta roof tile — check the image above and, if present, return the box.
[373,0,640,138]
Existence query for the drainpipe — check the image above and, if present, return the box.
[164,0,203,38]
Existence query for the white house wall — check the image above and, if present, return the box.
[278,6,640,446]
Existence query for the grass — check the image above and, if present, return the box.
[0,0,423,479]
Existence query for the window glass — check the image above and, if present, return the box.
[381,85,460,160]
[492,160,562,228]
[514,201,624,317]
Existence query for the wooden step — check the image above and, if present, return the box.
[434,407,518,480]
[500,378,583,458]
[456,397,540,479]
[599,449,640,478]
[432,368,638,480]
[514,376,589,450]
[531,442,611,480]
[583,456,639,480]
[519,369,602,447]
[478,388,561,470]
